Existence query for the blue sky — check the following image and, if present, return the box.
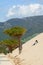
[0,0,43,22]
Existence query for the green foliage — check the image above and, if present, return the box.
[0,43,9,54]
[0,39,19,50]
[4,26,26,37]
[0,39,19,54]
[4,26,26,54]
[1,39,19,46]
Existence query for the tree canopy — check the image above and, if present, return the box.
[0,39,19,54]
[3,26,26,54]
[4,26,26,37]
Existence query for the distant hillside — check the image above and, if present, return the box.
[0,15,43,41]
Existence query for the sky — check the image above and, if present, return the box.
[0,0,43,22]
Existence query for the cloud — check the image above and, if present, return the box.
[6,4,43,18]
[6,7,15,17]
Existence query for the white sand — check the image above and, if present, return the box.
[0,33,43,65]
[0,54,14,65]
[12,33,43,65]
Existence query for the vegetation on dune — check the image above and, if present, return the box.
[0,43,8,54]
[4,26,26,53]
[4,26,26,37]
[0,39,19,54]
[0,16,43,54]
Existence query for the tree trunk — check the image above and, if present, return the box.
[7,45,13,53]
[18,37,22,54]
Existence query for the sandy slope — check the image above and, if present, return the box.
[0,54,14,65]
[0,33,43,65]
[12,33,43,65]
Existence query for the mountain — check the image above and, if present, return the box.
[11,33,43,65]
[0,15,43,41]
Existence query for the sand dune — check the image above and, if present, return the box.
[12,33,43,65]
[0,33,43,65]
[0,53,14,65]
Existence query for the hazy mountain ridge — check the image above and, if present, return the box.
[0,15,43,41]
